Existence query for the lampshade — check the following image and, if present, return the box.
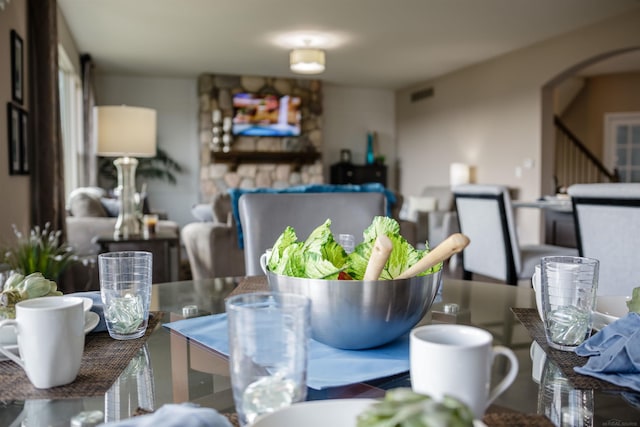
[96,106,157,157]
[290,48,326,74]
[450,163,471,187]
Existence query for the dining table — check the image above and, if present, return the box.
[0,275,638,426]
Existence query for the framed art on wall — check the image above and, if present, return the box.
[7,103,21,175]
[10,30,24,105]
[6,103,29,175]
[19,108,29,174]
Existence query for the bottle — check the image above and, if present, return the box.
[366,132,375,164]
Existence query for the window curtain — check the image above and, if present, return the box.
[28,0,67,234]
[81,54,97,187]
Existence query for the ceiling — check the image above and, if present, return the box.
[57,0,640,90]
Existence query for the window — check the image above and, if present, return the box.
[605,112,640,182]
[58,45,84,201]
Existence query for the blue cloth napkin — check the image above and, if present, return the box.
[227,183,397,248]
[98,403,232,427]
[163,313,410,390]
[69,291,107,333]
[573,312,640,391]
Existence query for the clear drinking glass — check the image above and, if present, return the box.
[540,256,599,351]
[98,251,152,340]
[226,292,310,426]
[537,356,594,426]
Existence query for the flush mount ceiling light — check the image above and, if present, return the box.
[290,48,326,74]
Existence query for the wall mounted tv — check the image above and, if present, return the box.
[232,93,302,137]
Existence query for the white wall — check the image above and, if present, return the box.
[94,75,199,229]
[396,8,640,244]
[323,85,397,189]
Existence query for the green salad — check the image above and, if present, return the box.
[627,287,640,313]
[357,388,474,427]
[266,216,441,280]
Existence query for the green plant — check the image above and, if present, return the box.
[98,147,185,189]
[1,223,77,283]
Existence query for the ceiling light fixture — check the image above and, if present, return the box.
[290,40,326,74]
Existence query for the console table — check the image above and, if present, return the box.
[330,162,387,186]
[93,231,181,284]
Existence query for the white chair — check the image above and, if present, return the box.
[238,192,387,276]
[453,184,577,285]
[567,183,640,296]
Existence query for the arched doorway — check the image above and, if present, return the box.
[540,47,640,193]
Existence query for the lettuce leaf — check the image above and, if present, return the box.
[627,287,640,313]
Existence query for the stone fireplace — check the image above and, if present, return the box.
[197,73,324,202]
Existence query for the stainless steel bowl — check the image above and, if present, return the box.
[266,269,442,350]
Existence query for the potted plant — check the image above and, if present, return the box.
[1,223,77,284]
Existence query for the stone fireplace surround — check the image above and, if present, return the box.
[197,73,324,203]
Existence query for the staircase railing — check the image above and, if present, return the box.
[553,116,619,190]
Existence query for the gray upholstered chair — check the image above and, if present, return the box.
[453,184,577,285]
[181,193,246,280]
[238,192,387,275]
[568,183,640,296]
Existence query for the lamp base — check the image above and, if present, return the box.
[113,157,141,239]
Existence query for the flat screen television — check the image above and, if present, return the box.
[232,93,302,137]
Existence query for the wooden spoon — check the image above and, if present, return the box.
[363,235,393,280]
[396,233,470,279]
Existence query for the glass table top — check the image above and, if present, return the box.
[0,276,637,426]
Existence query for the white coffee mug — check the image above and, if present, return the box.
[410,324,518,419]
[532,264,543,320]
[0,296,85,389]
[532,261,581,321]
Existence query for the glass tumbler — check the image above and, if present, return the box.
[226,292,310,426]
[541,256,599,351]
[99,251,152,340]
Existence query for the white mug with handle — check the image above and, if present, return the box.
[410,324,518,419]
[0,296,85,389]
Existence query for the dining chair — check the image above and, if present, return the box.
[238,192,387,275]
[567,183,640,296]
[453,184,577,286]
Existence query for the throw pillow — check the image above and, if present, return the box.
[69,192,108,217]
[100,198,120,217]
[191,203,214,222]
[407,196,438,222]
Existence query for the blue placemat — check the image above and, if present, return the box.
[163,313,409,390]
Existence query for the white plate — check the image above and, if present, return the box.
[592,295,630,331]
[84,311,100,334]
[529,341,546,384]
[251,399,487,427]
[0,344,19,362]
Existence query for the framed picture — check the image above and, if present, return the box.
[19,108,29,174]
[7,103,21,175]
[10,30,24,105]
[6,103,28,175]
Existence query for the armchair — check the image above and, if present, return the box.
[403,186,459,248]
[181,193,245,280]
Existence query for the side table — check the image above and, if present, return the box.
[93,231,181,284]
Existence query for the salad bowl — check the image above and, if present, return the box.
[266,268,442,350]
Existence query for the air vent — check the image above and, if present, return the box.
[410,87,434,103]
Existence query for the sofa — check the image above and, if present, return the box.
[182,188,417,280]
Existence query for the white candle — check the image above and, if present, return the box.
[212,109,222,124]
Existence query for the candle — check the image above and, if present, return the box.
[212,109,221,124]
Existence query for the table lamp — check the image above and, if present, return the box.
[95,105,157,238]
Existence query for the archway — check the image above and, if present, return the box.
[540,47,640,194]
